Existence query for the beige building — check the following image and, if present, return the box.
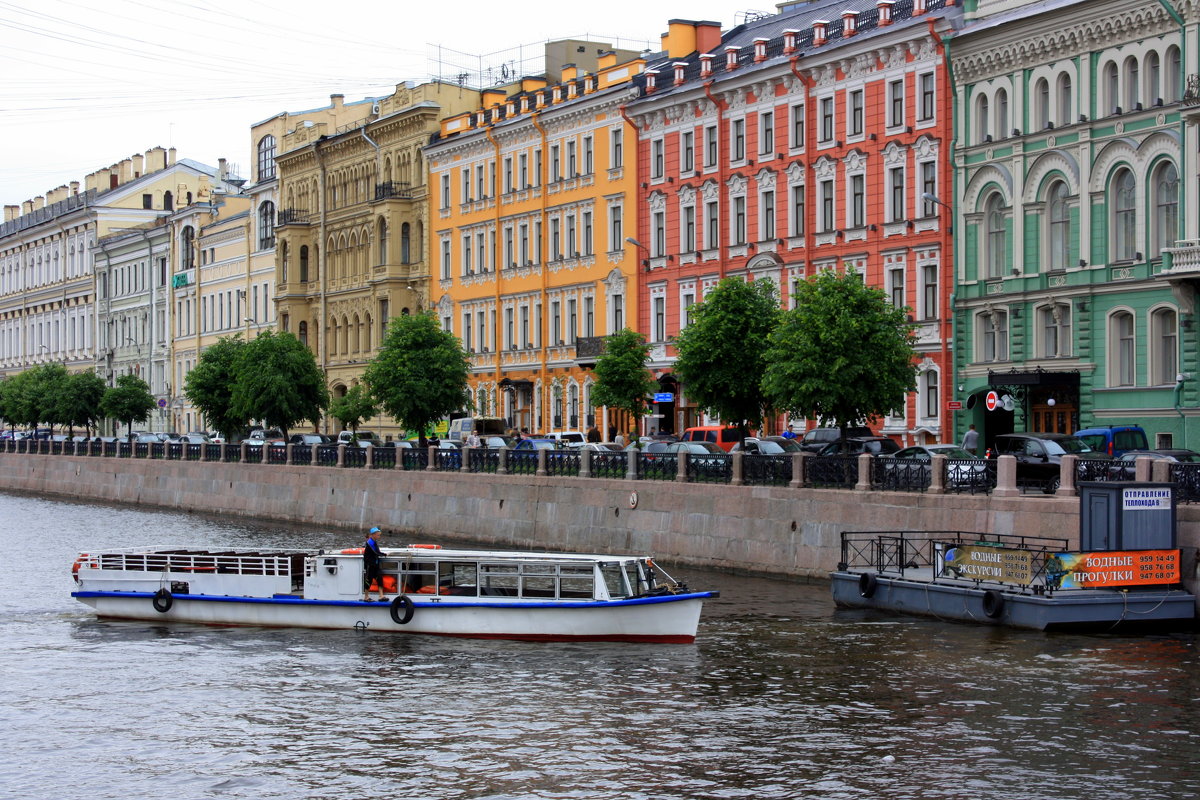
[272,84,483,436]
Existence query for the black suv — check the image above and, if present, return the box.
[799,426,872,453]
[990,432,1108,493]
[816,436,900,456]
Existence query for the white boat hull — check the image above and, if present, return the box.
[72,591,710,643]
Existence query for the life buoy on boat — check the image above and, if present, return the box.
[341,548,364,554]
[982,589,1005,619]
[389,595,415,625]
[71,554,88,582]
[858,572,879,598]
[408,544,442,549]
[152,588,173,613]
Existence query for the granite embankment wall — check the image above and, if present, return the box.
[3,453,1197,582]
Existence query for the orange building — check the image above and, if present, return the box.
[426,53,647,436]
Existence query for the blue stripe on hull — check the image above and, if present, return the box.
[72,590,717,609]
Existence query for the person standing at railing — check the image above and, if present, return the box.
[363,526,386,603]
[961,424,980,456]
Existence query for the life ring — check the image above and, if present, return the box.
[389,594,415,625]
[152,588,173,613]
[71,554,87,582]
[858,572,879,598]
[982,589,1005,619]
[340,548,364,554]
[408,544,442,549]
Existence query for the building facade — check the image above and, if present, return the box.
[951,0,1200,452]
[626,2,961,440]
[425,54,646,436]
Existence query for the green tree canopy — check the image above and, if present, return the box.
[56,371,108,435]
[589,329,657,432]
[0,372,34,432]
[329,383,377,433]
[25,363,71,432]
[672,277,780,435]
[185,336,249,440]
[362,312,469,443]
[762,269,917,432]
[101,374,156,438]
[230,330,329,439]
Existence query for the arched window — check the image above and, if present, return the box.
[995,88,1009,139]
[298,320,308,348]
[1039,303,1072,358]
[1048,181,1071,271]
[1166,46,1182,102]
[1034,78,1050,129]
[1124,56,1140,109]
[976,94,990,144]
[1151,308,1178,386]
[257,135,277,181]
[1057,73,1073,124]
[1110,311,1136,386]
[377,219,388,265]
[1152,162,1179,258]
[279,241,288,283]
[921,369,939,419]
[1111,168,1137,262]
[258,201,275,250]
[401,222,411,264]
[164,190,173,211]
[985,193,1008,278]
[299,245,310,283]
[1146,51,1161,105]
[978,309,1009,362]
[180,226,195,270]
[1104,62,1120,113]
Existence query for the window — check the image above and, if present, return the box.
[681,131,694,173]
[180,226,195,271]
[1047,181,1070,271]
[733,196,746,245]
[257,202,275,249]
[503,157,513,193]
[888,167,905,223]
[582,211,593,256]
[583,136,593,174]
[995,88,1009,139]
[461,234,472,275]
[440,237,451,280]
[257,135,277,181]
[611,129,623,169]
[976,94,990,143]
[705,201,719,248]
[1035,78,1050,128]
[1040,303,1071,358]
[888,267,904,308]
[1151,308,1178,385]
[1153,162,1179,258]
[979,310,1009,362]
[920,161,937,216]
[1111,311,1135,386]
[653,295,666,341]
[682,205,696,251]
[1146,51,1161,106]
[888,79,905,128]
[985,193,1008,278]
[704,125,718,167]
[299,245,309,282]
[609,205,623,251]
[922,370,939,419]
[1105,62,1119,113]
[760,190,775,241]
[651,138,664,179]
[819,97,834,143]
[567,140,577,177]
[849,90,863,136]
[1124,56,1140,110]
[1057,73,1073,123]
[653,211,666,256]
[918,72,935,121]
[1166,46,1182,101]
[921,263,937,320]
[440,174,451,208]
[850,174,865,229]
[759,111,774,154]
[612,294,624,331]
[519,154,529,188]
[1112,168,1137,262]
[820,179,835,232]
[732,119,746,161]
[790,103,805,148]
[550,145,560,182]
[790,184,805,237]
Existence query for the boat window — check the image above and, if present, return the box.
[438,561,478,596]
[559,564,595,599]
[399,560,437,593]
[520,562,558,598]
[600,563,632,598]
[479,561,595,600]
[480,563,519,596]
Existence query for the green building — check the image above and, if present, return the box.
[950,0,1200,452]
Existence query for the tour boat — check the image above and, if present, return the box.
[70,544,717,643]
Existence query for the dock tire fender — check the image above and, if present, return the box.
[982,589,1005,619]
[389,594,415,625]
[152,588,173,613]
[858,572,879,598]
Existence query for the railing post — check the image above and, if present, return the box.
[1135,455,1153,482]
[1152,458,1171,482]
[497,446,509,475]
[626,448,638,480]
[536,448,548,476]
[365,444,374,469]
[994,454,1020,497]
[579,448,592,478]
[790,452,807,489]
[337,444,347,468]
[285,443,294,466]
[930,454,947,494]
[730,451,744,486]
[460,445,472,472]
[425,445,436,470]
[199,441,207,462]
[1056,454,1078,497]
[676,451,689,482]
[311,443,319,466]
[855,453,873,491]
[240,441,249,463]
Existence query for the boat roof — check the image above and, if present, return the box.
[382,546,644,562]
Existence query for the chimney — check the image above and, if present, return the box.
[70,181,80,196]
[878,0,894,25]
[584,75,595,93]
[118,158,133,184]
[696,21,722,54]
[725,45,740,70]
[33,196,45,210]
[4,206,18,222]
[168,147,177,166]
[145,146,166,171]
[561,63,578,82]
[783,29,799,54]
[661,19,721,58]
[331,93,345,108]
[567,82,578,98]
[843,11,858,37]
[813,20,829,46]
[753,37,768,62]
[22,200,33,215]
[674,62,688,85]
[536,90,546,107]
[132,153,144,178]
[700,53,714,78]
[218,158,228,180]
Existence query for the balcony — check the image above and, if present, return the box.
[1160,239,1200,313]
[277,209,311,226]
[375,181,414,200]
[574,336,608,367]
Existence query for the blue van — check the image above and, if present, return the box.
[1075,425,1148,457]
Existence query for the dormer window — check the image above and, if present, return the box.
[700,53,714,77]
[725,46,740,70]
[674,62,687,85]
[783,29,798,54]
[842,12,858,36]
[813,20,828,46]
[753,38,768,62]
[878,0,894,25]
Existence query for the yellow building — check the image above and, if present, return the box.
[425,54,645,435]
[272,85,483,437]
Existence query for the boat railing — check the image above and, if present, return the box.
[94,550,304,577]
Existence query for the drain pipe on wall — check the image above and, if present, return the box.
[1175,372,1189,450]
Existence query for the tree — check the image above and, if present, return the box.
[20,363,70,433]
[590,329,657,436]
[101,374,156,439]
[56,371,107,436]
[673,277,780,437]
[762,269,917,434]
[329,383,377,433]
[363,312,469,445]
[230,330,329,439]
[185,336,249,440]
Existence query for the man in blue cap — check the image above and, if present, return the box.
[363,526,385,602]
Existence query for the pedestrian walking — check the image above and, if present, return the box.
[961,424,980,455]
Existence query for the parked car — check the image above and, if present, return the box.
[246,428,285,446]
[581,442,625,453]
[990,432,1107,493]
[730,436,804,455]
[130,432,162,444]
[513,438,559,451]
[798,426,873,453]
[665,441,730,477]
[545,431,586,448]
[337,430,384,447]
[1075,425,1149,458]
[680,426,750,452]
[881,445,989,489]
[817,436,900,457]
[177,433,212,444]
[288,433,331,446]
[624,440,672,458]
[1106,448,1200,480]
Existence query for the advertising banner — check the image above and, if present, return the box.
[1046,550,1181,589]
[942,545,1033,586]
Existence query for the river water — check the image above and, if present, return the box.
[1,491,1197,800]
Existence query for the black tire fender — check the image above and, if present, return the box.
[858,572,879,599]
[152,588,173,613]
[389,594,415,625]
[982,589,1005,619]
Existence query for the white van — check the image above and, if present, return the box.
[447,417,507,442]
[545,431,586,448]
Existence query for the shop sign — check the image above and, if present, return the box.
[1048,550,1180,589]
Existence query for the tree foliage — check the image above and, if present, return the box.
[101,374,157,438]
[673,277,780,434]
[362,312,470,441]
[762,269,917,432]
[230,330,329,439]
[328,383,377,433]
[57,371,108,435]
[0,372,35,431]
[25,364,71,432]
[185,336,249,440]
[589,329,657,428]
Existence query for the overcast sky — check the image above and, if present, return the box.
[0,0,752,206]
